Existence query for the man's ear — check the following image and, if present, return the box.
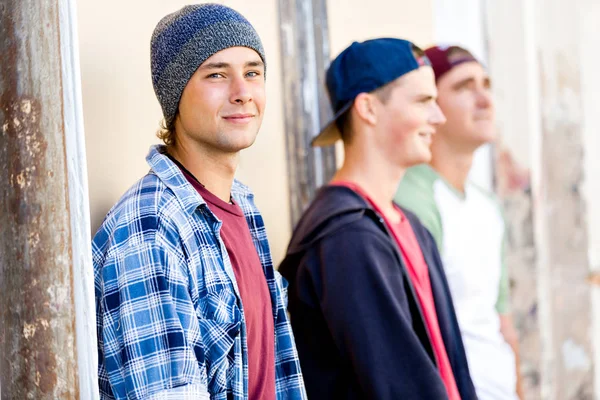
[353,92,378,126]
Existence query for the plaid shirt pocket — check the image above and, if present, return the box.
[196,289,241,395]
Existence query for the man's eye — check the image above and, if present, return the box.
[208,73,224,79]
[246,71,261,78]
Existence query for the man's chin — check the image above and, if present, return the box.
[459,130,495,152]
[472,125,496,143]
[222,142,256,154]
[220,131,259,152]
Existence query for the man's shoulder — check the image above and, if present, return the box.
[395,166,444,249]
[293,186,379,238]
[397,165,440,195]
[282,185,387,265]
[92,172,186,257]
[105,173,175,222]
[395,165,441,215]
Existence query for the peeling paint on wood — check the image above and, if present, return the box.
[278,0,337,226]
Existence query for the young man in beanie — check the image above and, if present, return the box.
[92,4,306,400]
[278,38,477,400]
[395,45,523,399]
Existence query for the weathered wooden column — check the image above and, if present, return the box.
[278,0,337,225]
[533,1,595,397]
[0,0,97,398]
[488,0,598,398]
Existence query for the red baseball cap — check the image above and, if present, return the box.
[424,45,480,82]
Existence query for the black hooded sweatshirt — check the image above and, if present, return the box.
[279,185,477,400]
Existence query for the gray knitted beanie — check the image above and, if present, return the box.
[150,4,266,125]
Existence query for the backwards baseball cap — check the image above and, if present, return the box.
[423,45,480,82]
[150,4,266,126]
[311,38,430,147]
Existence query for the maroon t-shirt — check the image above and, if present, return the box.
[178,165,276,400]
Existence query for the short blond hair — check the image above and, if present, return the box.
[336,79,400,143]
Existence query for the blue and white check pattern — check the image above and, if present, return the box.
[93,145,306,400]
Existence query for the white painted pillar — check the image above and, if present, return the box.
[60,0,100,397]
[578,1,600,399]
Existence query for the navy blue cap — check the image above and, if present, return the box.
[312,38,430,147]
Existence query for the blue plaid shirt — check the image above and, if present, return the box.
[93,145,307,400]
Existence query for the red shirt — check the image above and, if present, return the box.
[180,166,276,400]
[333,182,461,400]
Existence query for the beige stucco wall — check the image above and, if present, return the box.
[327,0,434,55]
[79,0,433,265]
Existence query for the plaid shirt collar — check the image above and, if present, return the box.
[146,144,254,214]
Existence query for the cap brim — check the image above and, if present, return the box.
[310,101,353,147]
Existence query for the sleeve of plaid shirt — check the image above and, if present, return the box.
[95,214,208,400]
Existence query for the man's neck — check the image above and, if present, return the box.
[168,142,238,203]
[332,142,406,223]
[429,140,475,193]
